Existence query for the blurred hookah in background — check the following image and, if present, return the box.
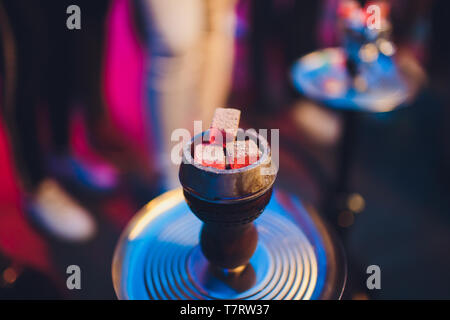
[292,0,424,229]
[340,0,393,91]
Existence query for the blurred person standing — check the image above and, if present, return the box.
[0,0,113,242]
[135,0,238,189]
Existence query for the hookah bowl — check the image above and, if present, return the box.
[112,131,346,300]
[179,130,276,271]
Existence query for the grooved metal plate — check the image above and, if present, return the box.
[112,188,346,300]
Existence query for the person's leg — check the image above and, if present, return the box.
[139,0,206,189]
[43,0,120,191]
[1,1,96,242]
[45,1,72,155]
[73,0,111,131]
[138,0,237,188]
[0,0,47,191]
[44,0,111,155]
[197,0,238,127]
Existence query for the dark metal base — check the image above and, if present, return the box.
[112,188,346,300]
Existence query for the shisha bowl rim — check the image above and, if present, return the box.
[179,130,277,203]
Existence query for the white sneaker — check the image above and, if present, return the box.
[28,179,97,242]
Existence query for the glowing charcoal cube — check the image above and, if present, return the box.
[194,143,226,169]
[226,139,261,169]
[209,108,241,145]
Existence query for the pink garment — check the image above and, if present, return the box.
[103,0,152,158]
[0,111,52,274]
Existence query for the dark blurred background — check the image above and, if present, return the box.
[0,0,449,299]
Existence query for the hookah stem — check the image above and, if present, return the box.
[336,110,358,197]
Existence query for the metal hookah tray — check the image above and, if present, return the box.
[112,188,346,300]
